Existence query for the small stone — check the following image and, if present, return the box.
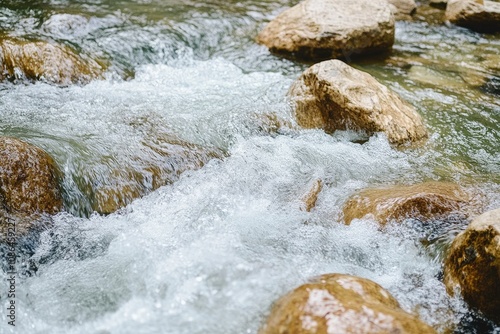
[301,179,323,212]
[388,0,418,19]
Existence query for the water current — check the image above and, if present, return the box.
[0,0,499,333]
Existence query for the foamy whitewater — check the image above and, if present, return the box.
[0,1,499,333]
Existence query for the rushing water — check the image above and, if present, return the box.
[0,0,499,333]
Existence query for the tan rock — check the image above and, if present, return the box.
[342,182,477,225]
[257,0,395,60]
[0,137,63,238]
[0,38,104,84]
[0,137,63,215]
[289,60,428,145]
[388,0,417,19]
[445,0,500,32]
[301,179,322,212]
[260,273,437,334]
[444,208,500,324]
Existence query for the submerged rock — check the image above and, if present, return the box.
[289,60,428,145]
[444,208,500,324]
[256,0,394,60]
[445,0,500,33]
[0,37,104,84]
[0,137,63,238]
[88,133,224,215]
[342,182,477,225]
[259,273,437,334]
[408,65,486,89]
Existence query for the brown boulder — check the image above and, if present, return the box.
[444,208,500,323]
[445,0,500,32]
[0,38,104,84]
[342,182,476,225]
[289,60,428,145]
[260,273,436,334]
[256,0,394,60]
[0,137,63,237]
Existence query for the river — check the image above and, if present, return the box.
[0,0,499,333]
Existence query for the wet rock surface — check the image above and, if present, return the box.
[342,181,478,225]
[257,0,395,60]
[259,273,437,334]
[0,37,104,84]
[289,60,428,145]
[388,0,418,19]
[0,137,63,238]
[444,208,500,324]
[87,133,224,215]
[445,0,500,32]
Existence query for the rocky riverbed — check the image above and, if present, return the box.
[0,0,499,333]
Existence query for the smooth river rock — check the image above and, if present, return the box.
[342,182,476,225]
[445,0,500,32]
[289,60,428,145]
[0,137,63,238]
[388,0,417,19]
[444,208,500,324]
[259,273,437,334]
[0,137,63,215]
[257,0,395,60]
[0,38,103,84]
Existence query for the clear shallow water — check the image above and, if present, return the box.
[0,0,499,333]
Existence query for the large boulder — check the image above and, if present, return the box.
[259,273,436,334]
[257,0,395,60]
[444,208,500,323]
[342,182,476,225]
[0,38,103,84]
[0,137,63,238]
[289,60,428,145]
[445,0,500,33]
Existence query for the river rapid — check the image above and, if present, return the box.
[0,0,499,333]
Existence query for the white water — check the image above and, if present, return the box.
[1,1,500,333]
[0,59,486,333]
